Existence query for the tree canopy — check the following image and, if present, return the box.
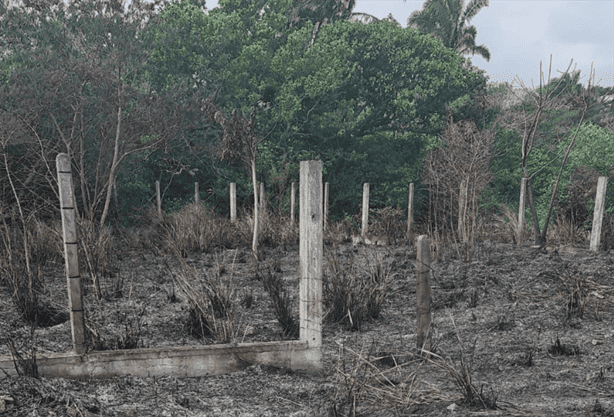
[143,0,486,214]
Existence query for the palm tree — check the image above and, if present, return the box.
[407,0,491,62]
[288,0,379,45]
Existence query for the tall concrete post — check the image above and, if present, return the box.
[56,153,86,354]
[361,183,369,237]
[229,183,237,222]
[299,160,323,372]
[194,182,200,204]
[590,176,608,251]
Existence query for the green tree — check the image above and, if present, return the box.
[407,0,491,62]
[0,0,205,226]
[146,1,487,217]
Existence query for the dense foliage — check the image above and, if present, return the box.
[1,0,612,233]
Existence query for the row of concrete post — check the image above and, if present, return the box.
[157,176,609,251]
[61,167,608,361]
[59,157,432,361]
[156,180,417,238]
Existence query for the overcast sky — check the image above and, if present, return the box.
[205,0,614,90]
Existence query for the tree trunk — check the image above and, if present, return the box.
[100,106,122,228]
[79,115,91,221]
[251,157,259,256]
[526,179,543,245]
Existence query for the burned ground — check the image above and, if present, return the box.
[1,238,614,416]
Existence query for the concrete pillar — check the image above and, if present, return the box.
[229,183,237,222]
[590,176,608,251]
[194,182,199,204]
[56,153,85,354]
[361,183,369,237]
[299,160,323,372]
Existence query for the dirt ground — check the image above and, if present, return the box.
[2,236,614,416]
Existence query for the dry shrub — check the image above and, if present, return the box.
[492,205,522,243]
[257,213,298,248]
[262,268,299,338]
[560,167,601,226]
[4,328,38,378]
[324,247,392,331]
[154,201,298,254]
[428,315,498,410]
[159,202,241,255]
[86,306,147,351]
[547,213,588,246]
[430,229,474,263]
[331,342,457,416]
[369,206,405,244]
[425,350,498,410]
[169,258,237,343]
[0,218,67,327]
[252,192,298,248]
[548,337,581,356]
[554,265,614,321]
[78,218,115,300]
[602,213,614,251]
[25,219,63,266]
[324,219,355,245]
[422,116,495,244]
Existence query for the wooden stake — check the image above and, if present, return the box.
[590,176,608,251]
[416,235,431,353]
[299,161,323,372]
[407,183,414,238]
[194,182,199,204]
[56,153,86,354]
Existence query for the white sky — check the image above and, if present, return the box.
[205,0,614,89]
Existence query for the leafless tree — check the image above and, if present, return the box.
[493,56,595,245]
[422,108,495,243]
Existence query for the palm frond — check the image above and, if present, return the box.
[463,0,488,23]
[348,12,379,25]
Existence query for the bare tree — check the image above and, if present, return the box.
[494,56,596,245]
[422,108,495,243]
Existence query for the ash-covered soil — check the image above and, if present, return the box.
[2,238,614,416]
